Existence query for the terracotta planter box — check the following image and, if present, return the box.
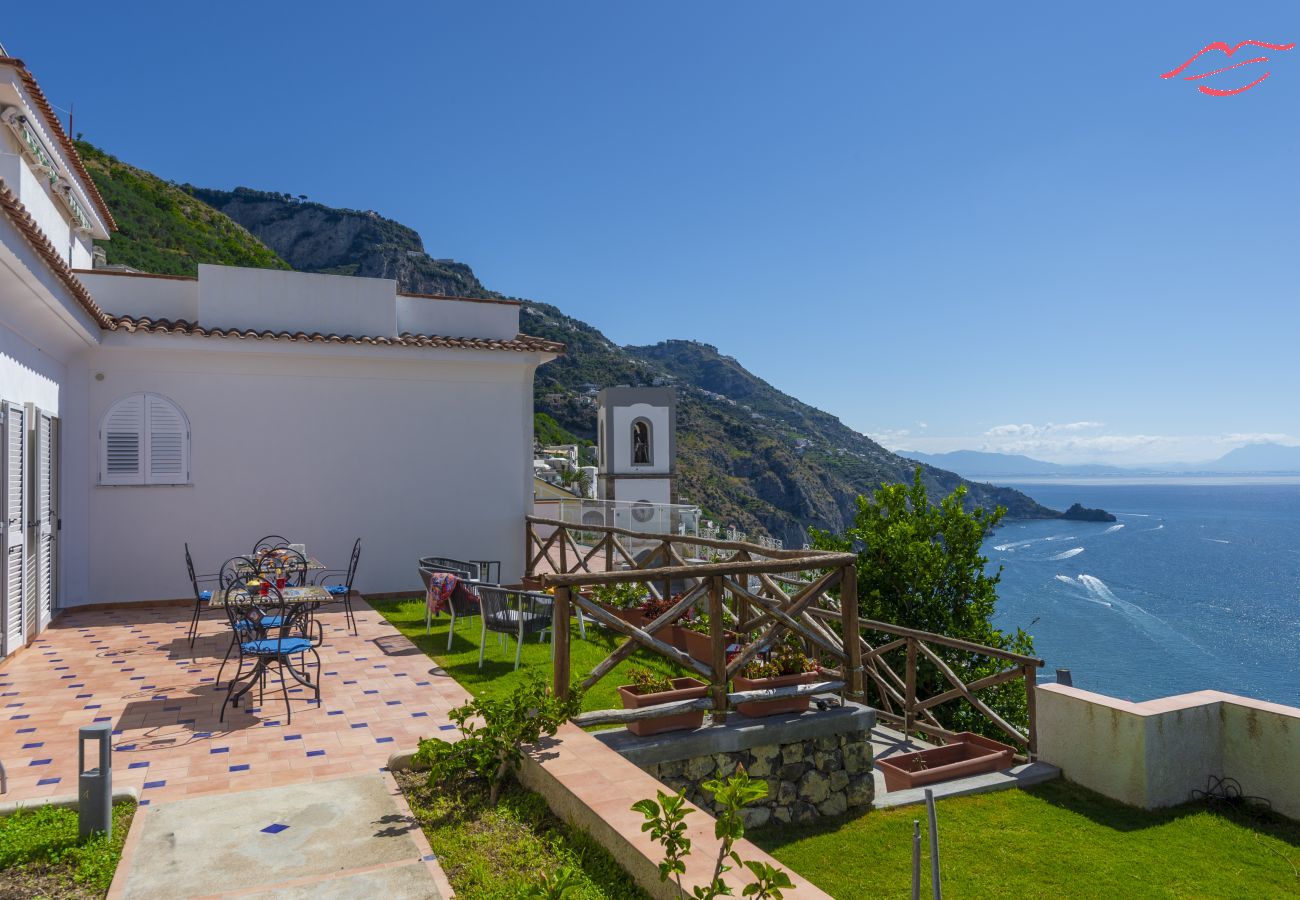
[732,670,819,718]
[604,606,647,630]
[677,627,741,664]
[617,677,709,737]
[876,732,1015,792]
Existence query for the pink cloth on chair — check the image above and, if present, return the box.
[425,572,478,616]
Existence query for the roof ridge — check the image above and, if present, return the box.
[109,314,565,354]
[0,57,117,231]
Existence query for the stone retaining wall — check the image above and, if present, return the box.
[596,702,876,828]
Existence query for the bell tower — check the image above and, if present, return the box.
[596,387,676,509]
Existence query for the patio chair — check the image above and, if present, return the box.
[219,580,321,725]
[317,538,361,635]
[419,556,480,581]
[214,556,283,687]
[476,586,553,671]
[184,543,219,647]
[257,547,308,587]
[253,534,291,554]
[418,564,483,651]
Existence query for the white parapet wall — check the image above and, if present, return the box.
[1036,684,1300,819]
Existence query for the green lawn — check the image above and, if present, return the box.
[0,801,135,898]
[371,596,688,712]
[750,780,1300,899]
[396,770,647,899]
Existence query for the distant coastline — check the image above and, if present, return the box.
[988,474,1300,487]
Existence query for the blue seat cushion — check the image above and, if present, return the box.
[235,615,285,630]
[326,585,349,595]
[240,637,313,655]
[199,590,212,601]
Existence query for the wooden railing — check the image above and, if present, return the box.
[527,516,862,725]
[807,609,1044,758]
[526,516,1044,757]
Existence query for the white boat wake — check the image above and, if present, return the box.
[1049,547,1085,560]
[1103,523,1125,534]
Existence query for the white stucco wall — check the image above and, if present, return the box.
[79,271,200,321]
[397,294,520,340]
[198,265,396,335]
[61,335,541,605]
[1036,685,1300,819]
[0,320,62,413]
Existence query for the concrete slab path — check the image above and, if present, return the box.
[109,772,448,899]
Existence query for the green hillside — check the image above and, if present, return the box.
[74,141,289,276]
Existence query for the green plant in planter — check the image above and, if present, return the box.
[681,610,712,635]
[640,593,685,622]
[741,636,816,680]
[591,581,649,610]
[626,667,675,695]
[414,674,583,805]
[633,769,795,898]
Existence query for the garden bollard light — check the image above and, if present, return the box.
[1056,668,1073,687]
[78,722,113,840]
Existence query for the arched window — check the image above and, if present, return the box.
[631,419,652,466]
[99,392,190,485]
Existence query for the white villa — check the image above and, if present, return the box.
[0,55,561,660]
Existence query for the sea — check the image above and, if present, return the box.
[984,478,1300,708]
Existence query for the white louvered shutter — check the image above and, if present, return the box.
[145,395,188,485]
[3,402,27,655]
[35,411,56,629]
[101,394,145,485]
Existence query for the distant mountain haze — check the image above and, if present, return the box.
[902,444,1300,478]
[77,141,1067,543]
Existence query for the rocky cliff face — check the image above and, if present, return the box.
[183,187,486,297]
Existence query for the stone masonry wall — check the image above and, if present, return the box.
[642,729,874,828]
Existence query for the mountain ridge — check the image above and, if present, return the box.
[901,444,1300,478]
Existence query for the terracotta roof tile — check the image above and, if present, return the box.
[0,57,117,231]
[108,315,566,354]
[0,177,113,327]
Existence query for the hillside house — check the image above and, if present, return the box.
[0,56,560,659]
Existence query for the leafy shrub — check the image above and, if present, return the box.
[414,675,582,805]
[633,769,795,898]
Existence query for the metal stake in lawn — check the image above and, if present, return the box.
[926,787,942,900]
[911,820,921,900]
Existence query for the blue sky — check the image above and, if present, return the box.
[7,3,1299,463]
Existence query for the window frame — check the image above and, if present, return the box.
[98,392,191,486]
[631,417,654,467]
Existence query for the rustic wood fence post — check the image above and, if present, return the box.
[840,563,864,703]
[559,526,568,574]
[554,586,571,700]
[905,637,917,739]
[709,575,727,724]
[1023,663,1037,759]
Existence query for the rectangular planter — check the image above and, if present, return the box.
[732,670,819,718]
[605,606,647,630]
[617,677,709,737]
[876,732,1015,792]
[678,627,741,665]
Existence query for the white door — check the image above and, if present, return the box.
[2,402,27,656]
[32,408,56,631]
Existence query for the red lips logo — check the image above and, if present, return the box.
[1161,40,1295,96]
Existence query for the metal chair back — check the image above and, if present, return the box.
[419,556,480,581]
[257,547,308,586]
[253,534,291,554]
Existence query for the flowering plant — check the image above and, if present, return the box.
[741,635,816,679]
